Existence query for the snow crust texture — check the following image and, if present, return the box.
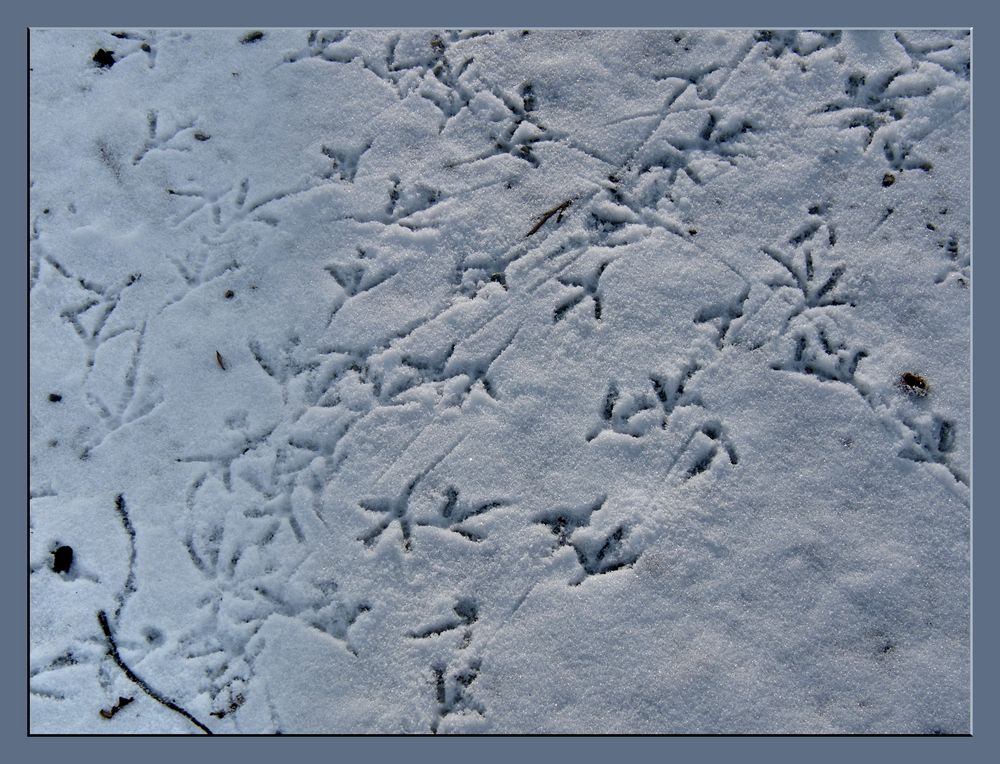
[29,29,970,734]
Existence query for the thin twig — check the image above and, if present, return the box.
[97,610,213,734]
[526,198,573,237]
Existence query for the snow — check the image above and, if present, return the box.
[29,28,970,734]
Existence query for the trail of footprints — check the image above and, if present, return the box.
[30,29,969,732]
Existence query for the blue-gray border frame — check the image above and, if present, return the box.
[9,0,995,761]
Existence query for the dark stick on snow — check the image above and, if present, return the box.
[112,494,137,620]
[97,610,213,734]
[526,199,573,237]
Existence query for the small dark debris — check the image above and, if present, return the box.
[193,132,211,142]
[882,173,896,187]
[216,351,227,371]
[99,696,134,719]
[878,636,896,655]
[926,223,936,231]
[688,228,698,236]
[489,272,507,289]
[92,49,116,68]
[140,43,151,53]
[240,31,265,45]
[899,371,929,396]
[52,545,73,574]
[522,30,530,36]
[48,393,62,403]
[224,289,235,299]
[111,32,128,39]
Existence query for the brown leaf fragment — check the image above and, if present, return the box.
[99,696,134,719]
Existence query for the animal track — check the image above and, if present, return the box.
[820,71,909,149]
[319,141,371,182]
[894,30,970,80]
[430,657,485,733]
[44,257,145,373]
[409,597,478,644]
[933,230,970,287]
[677,421,739,479]
[694,285,752,349]
[535,496,641,584]
[586,382,663,441]
[413,487,507,543]
[134,110,203,165]
[650,360,704,423]
[553,260,610,323]
[30,29,969,733]
[755,30,842,61]
[897,412,966,485]
[647,110,754,170]
[761,227,849,314]
[535,495,607,547]
[82,323,164,453]
[356,444,461,551]
[770,315,868,385]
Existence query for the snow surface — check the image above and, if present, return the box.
[29,28,970,734]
